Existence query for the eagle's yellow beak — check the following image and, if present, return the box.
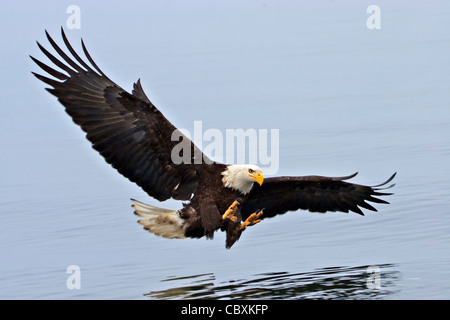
[250,172,264,186]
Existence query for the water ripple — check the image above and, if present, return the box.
[145,264,399,300]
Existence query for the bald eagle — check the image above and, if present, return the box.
[31,29,396,248]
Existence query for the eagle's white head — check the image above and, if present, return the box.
[221,164,264,195]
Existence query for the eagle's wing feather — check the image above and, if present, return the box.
[31,28,208,201]
[241,172,396,219]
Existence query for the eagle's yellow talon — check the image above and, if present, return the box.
[222,200,240,222]
[240,210,263,230]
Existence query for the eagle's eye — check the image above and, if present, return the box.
[248,169,255,174]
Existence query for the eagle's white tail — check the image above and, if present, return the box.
[131,199,186,239]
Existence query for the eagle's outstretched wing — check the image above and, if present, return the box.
[31,28,210,201]
[241,172,396,219]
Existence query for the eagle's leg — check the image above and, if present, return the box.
[240,210,263,230]
[222,199,241,222]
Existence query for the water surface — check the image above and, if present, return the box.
[1,1,449,299]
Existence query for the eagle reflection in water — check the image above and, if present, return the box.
[145,264,399,300]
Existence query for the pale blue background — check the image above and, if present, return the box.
[1,0,449,299]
